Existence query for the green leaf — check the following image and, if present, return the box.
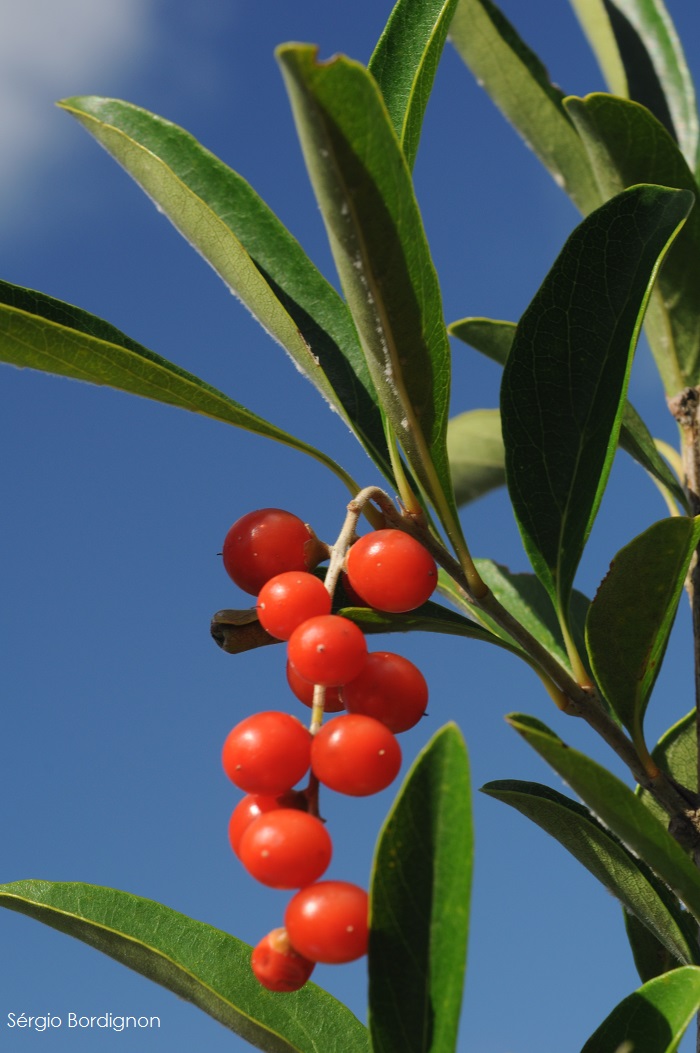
[448,0,600,213]
[450,316,688,510]
[500,184,693,621]
[508,714,700,926]
[211,597,502,655]
[277,45,464,554]
[586,517,700,735]
[565,93,700,392]
[448,316,515,367]
[369,0,459,170]
[369,724,472,1053]
[624,910,685,984]
[639,711,697,828]
[58,96,392,480]
[0,281,359,494]
[482,779,698,969]
[568,0,699,175]
[0,881,368,1053]
[580,966,700,1053]
[473,559,589,673]
[447,408,505,506]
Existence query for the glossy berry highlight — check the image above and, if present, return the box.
[346,529,437,613]
[285,881,369,964]
[287,615,368,687]
[228,791,306,857]
[251,928,315,992]
[222,508,325,595]
[222,711,311,795]
[341,651,428,733]
[311,713,401,796]
[238,809,332,889]
[257,571,331,640]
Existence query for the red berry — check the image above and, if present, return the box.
[287,615,367,687]
[285,881,369,964]
[251,927,315,992]
[286,661,345,713]
[228,791,306,857]
[222,509,325,595]
[311,714,401,796]
[341,651,428,733]
[257,572,331,640]
[222,711,312,795]
[238,809,332,889]
[346,529,437,613]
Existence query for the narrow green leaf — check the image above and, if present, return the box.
[447,408,505,506]
[482,779,698,969]
[625,910,685,984]
[0,281,359,494]
[58,96,392,479]
[277,45,463,553]
[0,881,368,1053]
[369,0,459,170]
[566,94,700,393]
[211,597,502,655]
[369,725,472,1053]
[473,559,589,674]
[586,517,700,735]
[508,714,700,926]
[580,966,700,1053]
[639,711,697,828]
[449,0,600,213]
[500,184,693,619]
[448,316,515,367]
[569,0,700,175]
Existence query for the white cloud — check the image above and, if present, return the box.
[0,0,154,226]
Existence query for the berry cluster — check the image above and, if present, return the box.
[219,506,435,992]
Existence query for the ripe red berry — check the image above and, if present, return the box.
[222,711,312,795]
[222,509,325,595]
[251,927,315,992]
[286,661,345,713]
[311,714,401,796]
[285,881,369,964]
[228,791,306,857]
[257,571,331,640]
[238,809,332,889]
[341,651,428,733]
[345,529,437,613]
[287,615,368,687]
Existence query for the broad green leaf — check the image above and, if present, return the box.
[450,316,688,510]
[59,96,392,479]
[508,714,700,926]
[565,94,700,393]
[448,316,514,367]
[369,725,472,1053]
[639,711,697,829]
[447,408,505,506]
[568,0,700,175]
[586,517,700,735]
[0,281,359,493]
[448,0,600,214]
[369,0,459,170]
[0,881,368,1053]
[482,779,698,969]
[211,596,504,655]
[580,966,700,1053]
[277,46,465,556]
[500,185,693,623]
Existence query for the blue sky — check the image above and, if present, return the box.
[2,2,700,1051]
